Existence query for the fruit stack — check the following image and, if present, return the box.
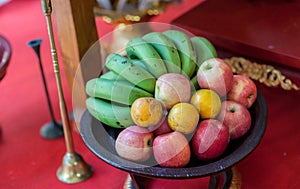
[85,29,258,168]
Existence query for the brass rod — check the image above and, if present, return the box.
[41,0,74,153]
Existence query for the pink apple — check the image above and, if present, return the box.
[153,131,191,167]
[197,58,233,97]
[217,100,252,139]
[155,73,191,109]
[192,119,229,161]
[150,116,172,136]
[115,126,154,162]
[227,74,257,108]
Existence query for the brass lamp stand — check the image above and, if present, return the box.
[41,0,93,183]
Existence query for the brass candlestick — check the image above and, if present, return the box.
[41,0,93,183]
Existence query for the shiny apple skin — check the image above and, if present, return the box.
[153,131,191,167]
[227,74,257,108]
[155,73,191,110]
[192,119,230,161]
[197,58,233,97]
[217,100,252,139]
[115,126,154,162]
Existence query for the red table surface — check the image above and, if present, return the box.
[0,0,299,189]
[172,0,300,71]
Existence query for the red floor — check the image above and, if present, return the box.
[0,1,299,189]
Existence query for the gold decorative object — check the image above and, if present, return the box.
[229,166,242,189]
[94,0,181,24]
[94,1,182,63]
[225,57,299,90]
[123,167,242,189]
[41,0,93,183]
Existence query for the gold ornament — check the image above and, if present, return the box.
[230,166,242,189]
[94,0,180,24]
[225,57,299,91]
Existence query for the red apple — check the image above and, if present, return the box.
[155,73,191,109]
[227,74,257,108]
[153,131,191,167]
[197,58,233,97]
[150,116,172,136]
[115,126,154,162]
[192,119,229,161]
[217,100,252,139]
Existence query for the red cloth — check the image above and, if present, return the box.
[0,1,299,189]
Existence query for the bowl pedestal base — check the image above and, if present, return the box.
[124,166,242,189]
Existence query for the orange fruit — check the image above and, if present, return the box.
[131,97,166,127]
[168,102,199,134]
[190,89,221,119]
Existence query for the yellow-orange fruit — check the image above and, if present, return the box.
[168,102,199,134]
[130,97,166,128]
[190,89,221,119]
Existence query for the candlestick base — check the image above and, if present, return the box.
[57,152,93,184]
[40,121,64,139]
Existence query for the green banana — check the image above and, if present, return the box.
[101,60,148,81]
[191,36,218,67]
[190,74,200,91]
[100,71,125,80]
[86,78,153,105]
[163,30,196,78]
[143,32,181,74]
[105,53,156,93]
[86,97,133,128]
[126,37,167,78]
[130,59,148,71]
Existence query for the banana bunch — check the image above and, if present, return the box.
[85,30,217,128]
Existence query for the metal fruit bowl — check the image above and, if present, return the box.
[80,89,267,179]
